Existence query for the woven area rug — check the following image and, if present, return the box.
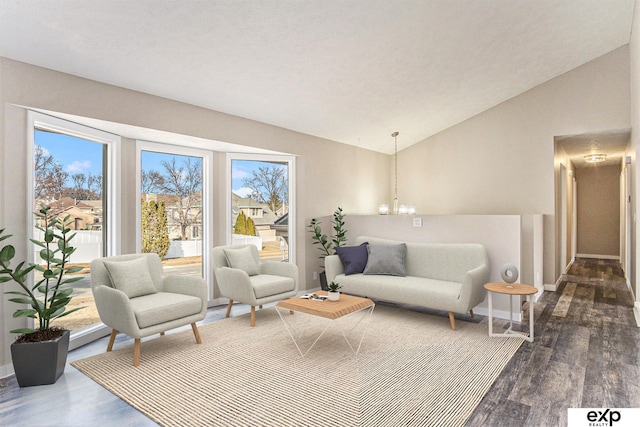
[72,304,522,427]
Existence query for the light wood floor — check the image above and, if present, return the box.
[1,258,637,426]
[466,258,640,426]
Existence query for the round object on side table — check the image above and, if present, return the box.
[500,263,519,284]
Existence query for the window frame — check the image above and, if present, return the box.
[136,141,214,301]
[28,111,121,349]
[226,153,296,264]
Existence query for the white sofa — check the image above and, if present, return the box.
[325,236,490,330]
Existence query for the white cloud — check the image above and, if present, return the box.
[232,168,250,179]
[234,187,253,198]
[66,160,91,173]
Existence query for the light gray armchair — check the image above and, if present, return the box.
[213,244,298,326]
[90,253,208,366]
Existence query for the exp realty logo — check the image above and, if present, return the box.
[568,408,640,427]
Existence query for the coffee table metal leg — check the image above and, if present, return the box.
[276,304,375,357]
[336,305,375,355]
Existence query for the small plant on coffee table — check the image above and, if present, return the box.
[327,281,342,293]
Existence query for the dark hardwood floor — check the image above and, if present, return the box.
[466,258,640,427]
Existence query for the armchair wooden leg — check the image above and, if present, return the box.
[133,339,141,367]
[191,323,202,344]
[290,310,294,315]
[160,332,165,336]
[225,300,233,318]
[448,312,456,330]
[469,309,474,318]
[259,304,263,309]
[251,306,256,327]
[107,329,117,352]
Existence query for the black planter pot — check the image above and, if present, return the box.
[10,329,70,387]
[320,271,328,291]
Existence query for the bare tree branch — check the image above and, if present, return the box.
[159,157,202,240]
[34,145,68,203]
[241,166,287,214]
[141,170,165,194]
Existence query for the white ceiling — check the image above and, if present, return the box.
[0,0,636,154]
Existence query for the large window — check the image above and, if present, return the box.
[29,112,119,348]
[137,142,212,293]
[228,154,295,262]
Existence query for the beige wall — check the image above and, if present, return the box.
[575,165,621,256]
[398,46,631,286]
[0,58,390,370]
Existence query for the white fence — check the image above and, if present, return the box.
[33,229,102,264]
[33,229,203,262]
[165,240,202,259]
[231,234,263,250]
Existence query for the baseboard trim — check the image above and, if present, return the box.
[634,302,640,327]
[546,275,563,292]
[532,285,544,303]
[575,253,620,261]
[1,363,14,380]
[473,306,523,323]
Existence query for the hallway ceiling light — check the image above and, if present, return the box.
[584,153,606,163]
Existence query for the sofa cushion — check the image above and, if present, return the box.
[250,274,296,299]
[129,292,203,329]
[335,242,369,275]
[223,246,259,276]
[364,243,407,276]
[103,256,158,299]
[336,273,463,312]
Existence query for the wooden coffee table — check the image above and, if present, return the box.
[275,291,375,356]
[484,282,538,342]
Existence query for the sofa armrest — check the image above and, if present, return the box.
[93,285,139,334]
[458,264,491,310]
[260,261,299,289]
[325,255,344,284]
[215,266,257,305]
[161,275,208,312]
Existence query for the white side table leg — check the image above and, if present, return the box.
[488,291,493,337]
[528,294,534,342]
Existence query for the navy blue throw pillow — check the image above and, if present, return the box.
[335,242,369,275]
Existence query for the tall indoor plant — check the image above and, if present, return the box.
[308,207,347,290]
[0,206,84,387]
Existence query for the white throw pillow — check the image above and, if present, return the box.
[223,246,260,276]
[103,257,158,298]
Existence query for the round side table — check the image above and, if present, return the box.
[484,282,538,342]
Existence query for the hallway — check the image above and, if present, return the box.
[467,258,640,426]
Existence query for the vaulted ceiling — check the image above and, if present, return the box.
[0,0,635,154]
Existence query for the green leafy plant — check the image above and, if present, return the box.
[308,207,348,264]
[0,206,84,341]
[308,217,333,260]
[332,207,347,248]
[327,281,342,292]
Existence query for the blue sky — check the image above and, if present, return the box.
[231,159,288,198]
[35,130,103,183]
[35,130,283,196]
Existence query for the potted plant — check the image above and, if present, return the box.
[0,206,84,387]
[308,207,347,290]
[326,281,342,301]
